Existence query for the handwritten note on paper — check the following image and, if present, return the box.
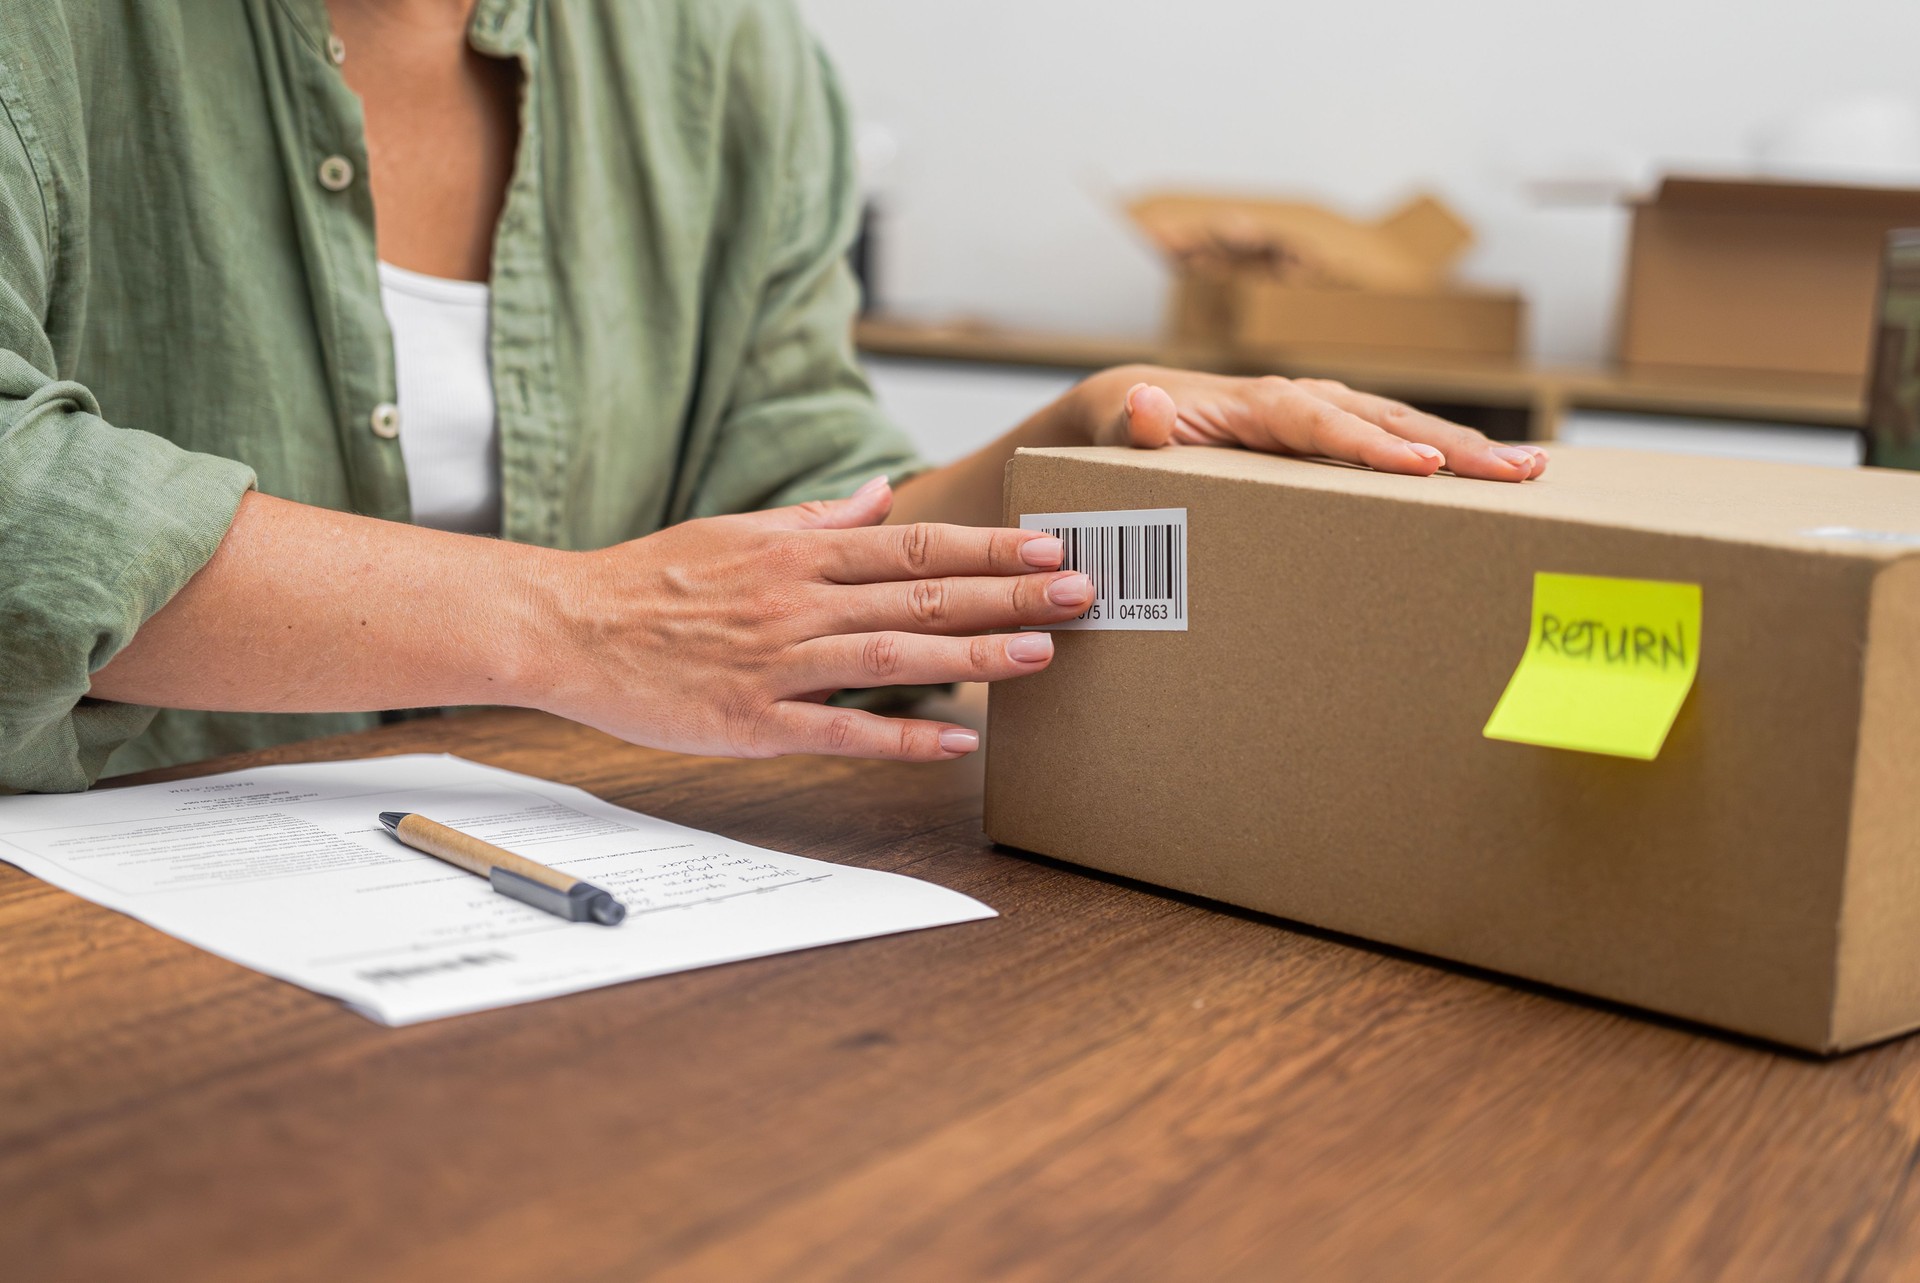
[1483,572,1702,760]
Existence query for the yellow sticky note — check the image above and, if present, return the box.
[1483,572,1702,760]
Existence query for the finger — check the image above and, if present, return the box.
[792,631,1055,690]
[1294,381,1540,482]
[1248,381,1446,476]
[765,702,981,761]
[733,475,895,532]
[829,570,1093,636]
[1117,381,1179,449]
[816,522,1064,584]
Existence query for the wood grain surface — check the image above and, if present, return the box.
[6,708,1920,1283]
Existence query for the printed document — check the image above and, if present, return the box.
[0,754,993,1024]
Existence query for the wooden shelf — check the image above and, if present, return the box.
[854,316,1869,440]
[1552,366,1865,427]
[854,317,1163,371]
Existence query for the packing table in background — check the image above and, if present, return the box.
[11,703,1920,1281]
[854,315,1869,444]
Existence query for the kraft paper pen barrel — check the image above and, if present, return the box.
[377,812,628,926]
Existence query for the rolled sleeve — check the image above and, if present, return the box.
[0,366,255,791]
[0,84,256,792]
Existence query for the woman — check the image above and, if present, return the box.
[0,0,1545,793]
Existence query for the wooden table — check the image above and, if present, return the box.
[9,709,1920,1282]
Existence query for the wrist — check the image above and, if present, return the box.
[477,541,588,714]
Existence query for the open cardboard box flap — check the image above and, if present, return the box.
[1645,175,1920,220]
[1127,189,1474,293]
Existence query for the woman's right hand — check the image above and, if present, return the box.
[522,477,1091,761]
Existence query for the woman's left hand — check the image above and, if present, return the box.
[1077,365,1548,482]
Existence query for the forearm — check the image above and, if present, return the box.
[88,491,561,713]
[888,371,1113,527]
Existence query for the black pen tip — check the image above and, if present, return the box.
[378,811,408,832]
[590,895,628,926]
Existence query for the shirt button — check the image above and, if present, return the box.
[326,35,347,65]
[369,404,401,439]
[317,155,355,192]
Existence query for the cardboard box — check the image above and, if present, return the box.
[1620,176,1920,380]
[986,444,1920,1053]
[1170,273,1525,358]
[1131,190,1526,360]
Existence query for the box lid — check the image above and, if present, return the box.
[1014,445,1920,559]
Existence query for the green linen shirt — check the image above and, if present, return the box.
[0,0,924,791]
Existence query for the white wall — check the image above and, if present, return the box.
[800,0,1920,363]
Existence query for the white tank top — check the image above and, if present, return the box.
[378,260,502,536]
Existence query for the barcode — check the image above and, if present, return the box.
[1019,507,1189,631]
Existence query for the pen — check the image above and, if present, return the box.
[377,811,628,926]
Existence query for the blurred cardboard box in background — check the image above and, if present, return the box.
[1619,176,1920,381]
[987,444,1920,1053]
[1129,190,1526,360]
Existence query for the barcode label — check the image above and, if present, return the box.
[1019,507,1189,631]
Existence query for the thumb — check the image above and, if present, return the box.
[736,474,894,532]
[1107,381,1178,449]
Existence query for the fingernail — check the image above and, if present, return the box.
[1124,381,1149,416]
[1021,535,1064,568]
[1407,443,1444,463]
[938,729,980,754]
[854,475,890,499]
[1048,573,1092,606]
[1494,447,1534,470]
[1006,633,1054,663]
